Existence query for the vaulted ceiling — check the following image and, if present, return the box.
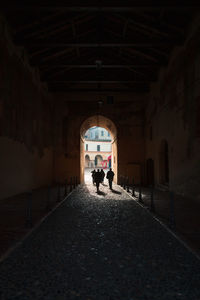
[1,2,198,93]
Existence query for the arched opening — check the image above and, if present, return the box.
[159,140,169,185]
[85,154,90,168]
[95,155,103,167]
[146,158,154,186]
[80,115,118,183]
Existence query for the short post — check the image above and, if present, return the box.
[123,176,126,190]
[64,179,67,196]
[73,176,76,189]
[150,185,155,212]
[75,176,78,187]
[46,185,51,211]
[132,178,135,197]
[70,177,73,192]
[138,185,143,203]
[120,176,123,187]
[126,177,130,192]
[26,191,33,228]
[169,191,176,230]
[57,184,61,202]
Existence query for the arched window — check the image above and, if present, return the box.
[95,155,103,167]
[85,154,90,168]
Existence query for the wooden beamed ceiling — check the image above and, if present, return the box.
[1,2,198,93]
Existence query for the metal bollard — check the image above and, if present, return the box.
[169,191,176,230]
[138,185,143,203]
[126,177,130,192]
[73,176,76,189]
[64,180,67,196]
[46,185,51,211]
[132,178,135,197]
[123,176,126,190]
[120,176,123,187]
[57,184,61,202]
[26,191,33,228]
[150,185,155,212]
[70,177,73,192]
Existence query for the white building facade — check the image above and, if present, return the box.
[84,127,112,168]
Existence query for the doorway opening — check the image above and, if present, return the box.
[80,115,118,184]
[146,158,154,186]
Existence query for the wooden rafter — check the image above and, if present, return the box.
[24,13,91,39]
[40,48,74,62]
[3,6,199,12]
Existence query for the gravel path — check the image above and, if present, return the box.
[0,182,200,300]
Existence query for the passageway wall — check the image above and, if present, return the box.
[0,16,53,199]
[145,14,200,200]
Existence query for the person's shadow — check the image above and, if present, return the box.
[111,189,122,195]
[97,191,107,196]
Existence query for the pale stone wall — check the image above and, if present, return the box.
[85,140,111,152]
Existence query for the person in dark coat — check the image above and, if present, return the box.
[100,169,105,184]
[94,169,102,192]
[91,169,96,185]
[106,168,115,190]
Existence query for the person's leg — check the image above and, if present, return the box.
[96,182,99,192]
[109,180,112,189]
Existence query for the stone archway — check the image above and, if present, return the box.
[80,115,118,183]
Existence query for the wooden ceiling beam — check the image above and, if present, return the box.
[125,48,158,63]
[14,11,64,33]
[40,48,74,62]
[113,13,173,38]
[41,64,158,69]
[22,41,179,47]
[49,80,150,84]
[3,6,199,12]
[49,88,149,93]
[24,13,91,39]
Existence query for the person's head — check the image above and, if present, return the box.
[110,168,112,171]
[97,169,99,172]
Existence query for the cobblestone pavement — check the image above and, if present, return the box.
[0,182,200,300]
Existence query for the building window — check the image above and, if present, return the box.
[97,145,100,151]
[86,144,88,151]
[108,132,110,137]
[101,131,104,136]
[95,131,99,139]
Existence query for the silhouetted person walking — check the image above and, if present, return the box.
[95,169,102,192]
[91,169,96,185]
[106,168,115,190]
[100,169,105,184]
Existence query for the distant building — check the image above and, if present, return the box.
[84,127,112,168]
